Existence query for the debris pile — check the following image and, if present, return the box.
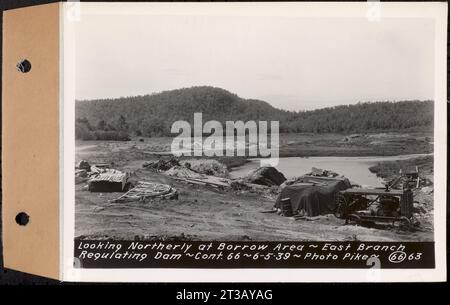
[110,181,178,203]
[280,168,347,192]
[307,167,339,178]
[387,173,433,190]
[168,172,230,189]
[165,165,203,179]
[163,163,229,189]
[75,169,89,184]
[76,159,130,192]
[76,159,179,203]
[143,157,180,172]
[77,160,91,171]
[230,179,253,191]
[180,159,228,177]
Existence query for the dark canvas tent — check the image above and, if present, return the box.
[275,176,351,216]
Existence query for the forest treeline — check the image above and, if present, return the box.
[75,86,433,140]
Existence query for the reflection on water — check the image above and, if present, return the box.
[230,154,431,187]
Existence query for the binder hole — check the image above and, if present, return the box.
[15,212,30,226]
[16,59,32,73]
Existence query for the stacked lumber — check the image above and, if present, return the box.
[110,181,178,203]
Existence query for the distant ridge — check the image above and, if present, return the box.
[76,86,433,137]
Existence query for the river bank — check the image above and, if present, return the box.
[76,131,433,159]
[368,155,433,181]
[230,154,431,187]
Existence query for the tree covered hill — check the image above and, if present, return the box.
[75,86,433,139]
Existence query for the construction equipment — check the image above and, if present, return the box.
[401,166,421,189]
[389,166,420,189]
[334,186,414,227]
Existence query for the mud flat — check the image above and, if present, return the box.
[75,131,433,160]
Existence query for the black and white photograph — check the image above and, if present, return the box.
[2,0,448,285]
[67,2,446,277]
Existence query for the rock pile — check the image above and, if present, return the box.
[244,166,286,186]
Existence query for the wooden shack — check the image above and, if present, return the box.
[88,170,129,192]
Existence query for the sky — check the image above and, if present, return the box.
[74,4,435,111]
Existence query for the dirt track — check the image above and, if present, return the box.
[75,138,434,242]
